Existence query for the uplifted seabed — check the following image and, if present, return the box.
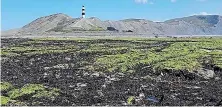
[1,37,222,106]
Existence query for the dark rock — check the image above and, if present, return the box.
[1,38,222,106]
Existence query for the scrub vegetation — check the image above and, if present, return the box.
[2,37,222,72]
[0,82,60,106]
[1,37,222,106]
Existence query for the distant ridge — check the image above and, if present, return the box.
[4,13,222,36]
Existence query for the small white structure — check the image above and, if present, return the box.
[82,6,85,18]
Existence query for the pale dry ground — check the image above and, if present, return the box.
[1,31,222,39]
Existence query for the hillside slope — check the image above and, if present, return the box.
[18,13,72,33]
[15,13,222,35]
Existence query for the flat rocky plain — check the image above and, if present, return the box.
[1,37,222,106]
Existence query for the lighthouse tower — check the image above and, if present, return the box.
[82,6,85,18]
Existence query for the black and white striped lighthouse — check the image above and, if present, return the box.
[82,6,85,18]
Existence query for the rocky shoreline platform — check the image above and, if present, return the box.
[1,38,222,106]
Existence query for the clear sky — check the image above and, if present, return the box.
[1,0,222,30]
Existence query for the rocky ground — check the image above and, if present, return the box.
[1,38,222,106]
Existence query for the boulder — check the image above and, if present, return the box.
[197,68,215,79]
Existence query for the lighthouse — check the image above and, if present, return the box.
[82,6,85,18]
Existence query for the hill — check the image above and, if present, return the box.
[3,13,222,36]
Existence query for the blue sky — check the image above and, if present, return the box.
[1,0,222,30]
